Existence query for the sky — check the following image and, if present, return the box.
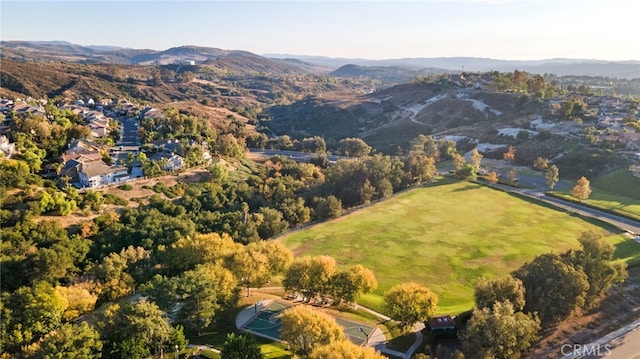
[1,0,639,61]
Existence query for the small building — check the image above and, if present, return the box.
[426,315,457,338]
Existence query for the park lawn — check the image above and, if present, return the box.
[256,338,291,359]
[280,180,630,315]
[587,168,640,218]
[584,190,640,220]
[591,168,640,201]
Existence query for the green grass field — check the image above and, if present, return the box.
[280,180,636,315]
[588,168,640,218]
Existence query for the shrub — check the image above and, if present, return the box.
[104,193,129,206]
[118,183,133,191]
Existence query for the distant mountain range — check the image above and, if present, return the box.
[1,41,638,79]
[267,54,640,79]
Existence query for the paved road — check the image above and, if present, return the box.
[538,193,640,234]
[561,318,640,359]
[486,181,640,235]
[117,116,140,147]
[113,116,141,163]
[606,325,640,359]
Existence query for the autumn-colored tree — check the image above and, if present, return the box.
[156,232,239,275]
[284,255,338,300]
[280,305,344,356]
[503,145,516,162]
[470,148,483,172]
[533,157,549,171]
[174,264,238,336]
[309,340,386,359]
[571,176,592,201]
[55,283,99,321]
[484,171,499,184]
[231,240,293,297]
[384,282,438,332]
[545,165,559,190]
[405,151,437,183]
[451,152,466,170]
[331,264,378,304]
[337,138,371,157]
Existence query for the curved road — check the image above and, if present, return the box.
[537,193,640,234]
[487,181,640,235]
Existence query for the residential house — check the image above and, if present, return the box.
[117,101,139,117]
[78,161,129,188]
[83,111,111,138]
[0,99,14,112]
[139,107,166,121]
[151,138,183,155]
[0,135,16,158]
[100,99,114,108]
[151,152,185,172]
[13,103,46,117]
[59,152,103,183]
[62,140,103,159]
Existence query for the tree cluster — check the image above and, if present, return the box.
[283,255,378,306]
[490,70,563,99]
[461,231,626,358]
[279,305,385,359]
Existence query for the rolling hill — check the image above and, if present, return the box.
[267,54,640,79]
[0,41,321,74]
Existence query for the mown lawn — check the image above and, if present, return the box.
[587,168,640,218]
[280,180,633,315]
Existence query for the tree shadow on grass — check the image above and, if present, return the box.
[450,183,482,192]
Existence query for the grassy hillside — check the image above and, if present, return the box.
[280,180,634,314]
